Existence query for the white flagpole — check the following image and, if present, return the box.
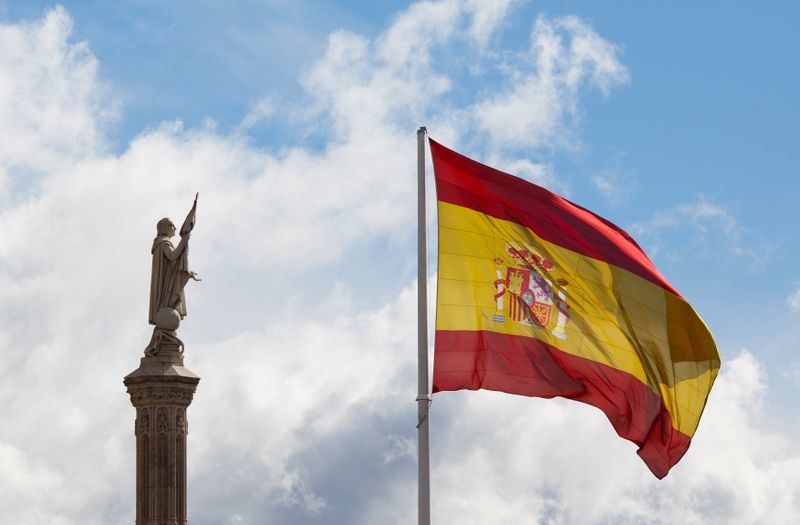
[416,126,431,525]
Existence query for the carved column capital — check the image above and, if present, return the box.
[127,383,198,408]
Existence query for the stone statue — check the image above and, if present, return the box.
[145,194,201,356]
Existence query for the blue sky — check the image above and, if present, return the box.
[1,1,799,524]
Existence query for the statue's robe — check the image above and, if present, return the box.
[148,235,191,324]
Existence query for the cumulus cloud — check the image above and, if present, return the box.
[301,0,456,136]
[186,284,418,523]
[464,0,516,49]
[7,3,790,525]
[357,350,800,525]
[0,6,116,186]
[471,15,629,151]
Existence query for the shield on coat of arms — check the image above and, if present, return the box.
[505,266,553,327]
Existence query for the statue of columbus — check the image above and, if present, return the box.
[145,194,201,356]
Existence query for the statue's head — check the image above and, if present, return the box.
[157,218,176,237]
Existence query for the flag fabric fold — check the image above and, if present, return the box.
[430,138,720,478]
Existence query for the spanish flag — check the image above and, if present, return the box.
[431,139,720,479]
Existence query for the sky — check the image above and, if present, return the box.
[0,1,799,524]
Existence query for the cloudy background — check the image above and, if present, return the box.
[1,1,799,523]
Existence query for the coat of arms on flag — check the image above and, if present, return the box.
[492,242,570,340]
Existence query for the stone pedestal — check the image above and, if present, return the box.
[124,353,200,525]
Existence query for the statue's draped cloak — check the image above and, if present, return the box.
[148,235,191,324]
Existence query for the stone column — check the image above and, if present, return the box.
[124,353,200,525]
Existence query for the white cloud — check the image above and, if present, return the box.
[236,97,275,131]
[0,6,116,186]
[1,6,422,523]
[471,15,629,151]
[9,3,791,525]
[630,198,772,269]
[182,283,418,523]
[464,0,516,49]
[361,350,800,525]
[381,434,417,465]
[377,0,461,68]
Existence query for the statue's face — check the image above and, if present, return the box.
[167,222,176,237]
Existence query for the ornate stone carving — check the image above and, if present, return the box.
[128,386,196,406]
[138,408,150,436]
[176,409,186,436]
[157,408,169,435]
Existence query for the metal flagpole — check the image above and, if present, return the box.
[416,126,431,525]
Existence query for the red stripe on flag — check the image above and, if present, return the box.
[433,329,691,478]
[430,139,680,298]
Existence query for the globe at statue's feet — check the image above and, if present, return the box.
[155,307,181,330]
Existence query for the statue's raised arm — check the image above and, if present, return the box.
[145,195,201,356]
[180,193,198,236]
